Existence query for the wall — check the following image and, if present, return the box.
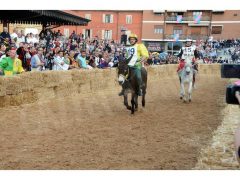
[211,10,240,39]
[54,10,143,41]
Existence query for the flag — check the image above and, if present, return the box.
[194,14,202,24]
[174,34,179,42]
[176,15,183,23]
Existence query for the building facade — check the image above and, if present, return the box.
[55,10,143,42]
[211,10,240,40]
[141,10,240,53]
[1,10,240,53]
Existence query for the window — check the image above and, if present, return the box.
[103,30,112,40]
[103,14,113,23]
[211,26,223,34]
[173,28,183,35]
[154,25,163,34]
[155,13,164,16]
[85,14,91,20]
[105,14,111,23]
[126,15,132,24]
[191,27,201,35]
[193,11,202,16]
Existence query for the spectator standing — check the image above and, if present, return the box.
[53,51,69,70]
[0,49,24,76]
[0,27,11,43]
[10,28,18,40]
[31,47,46,71]
[77,49,92,69]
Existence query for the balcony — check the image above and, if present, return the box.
[164,34,209,41]
[166,16,210,22]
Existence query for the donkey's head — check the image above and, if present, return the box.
[117,60,129,85]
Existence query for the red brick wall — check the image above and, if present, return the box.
[54,10,143,42]
[211,10,240,39]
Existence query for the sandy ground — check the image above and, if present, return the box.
[0,74,229,169]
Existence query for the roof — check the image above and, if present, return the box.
[0,10,90,26]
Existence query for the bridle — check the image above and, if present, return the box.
[117,65,130,85]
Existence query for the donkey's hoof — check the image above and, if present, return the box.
[189,99,192,102]
[180,96,183,100]
[127,106,131,110]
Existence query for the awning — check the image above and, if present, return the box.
[0,10,90,26]
[212,10,225,13]
[153,10,165,13]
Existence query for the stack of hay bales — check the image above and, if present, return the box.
[194,105,240,169]
[0,64,223,108]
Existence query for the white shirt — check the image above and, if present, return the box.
[26,37,35,44]
[181,45,196,60]
[0,54,6,62]
[126,45,138,67]
[53,56,69,70]
[11,33,18,40]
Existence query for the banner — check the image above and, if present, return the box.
[176,15,183,23]
[194,14,202,24]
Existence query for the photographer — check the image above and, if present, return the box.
[235,126,240,163]
[234,80,240,105]
[222,64,240,164]
[44,52,54,70]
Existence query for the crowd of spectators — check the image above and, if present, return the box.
[146,38,240,65]
[1,27,240,75]
[0,27,125,73]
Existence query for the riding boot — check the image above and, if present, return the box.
[193,73,196,88]
[135,67,143,96]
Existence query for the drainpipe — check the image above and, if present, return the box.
[116,11,119,42]
[164,10,167,51]
[208,10,213,38]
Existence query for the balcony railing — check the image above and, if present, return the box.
[166,16,210,21]
[165,34,209,40]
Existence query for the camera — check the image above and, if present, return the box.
[221,64,240,105]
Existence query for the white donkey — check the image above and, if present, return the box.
[178,59,194,102]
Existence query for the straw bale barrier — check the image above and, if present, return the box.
[0,64,222,108]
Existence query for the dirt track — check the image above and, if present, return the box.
[0,66,229,169]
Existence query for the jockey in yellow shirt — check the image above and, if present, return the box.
[0,48,24,76]
[119,33,149,96]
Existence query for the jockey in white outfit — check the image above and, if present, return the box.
[177,38,199,88]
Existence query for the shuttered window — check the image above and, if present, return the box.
[211,26,223,34]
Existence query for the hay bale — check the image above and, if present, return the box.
[194,105,240,169]
[0,64,223,108]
